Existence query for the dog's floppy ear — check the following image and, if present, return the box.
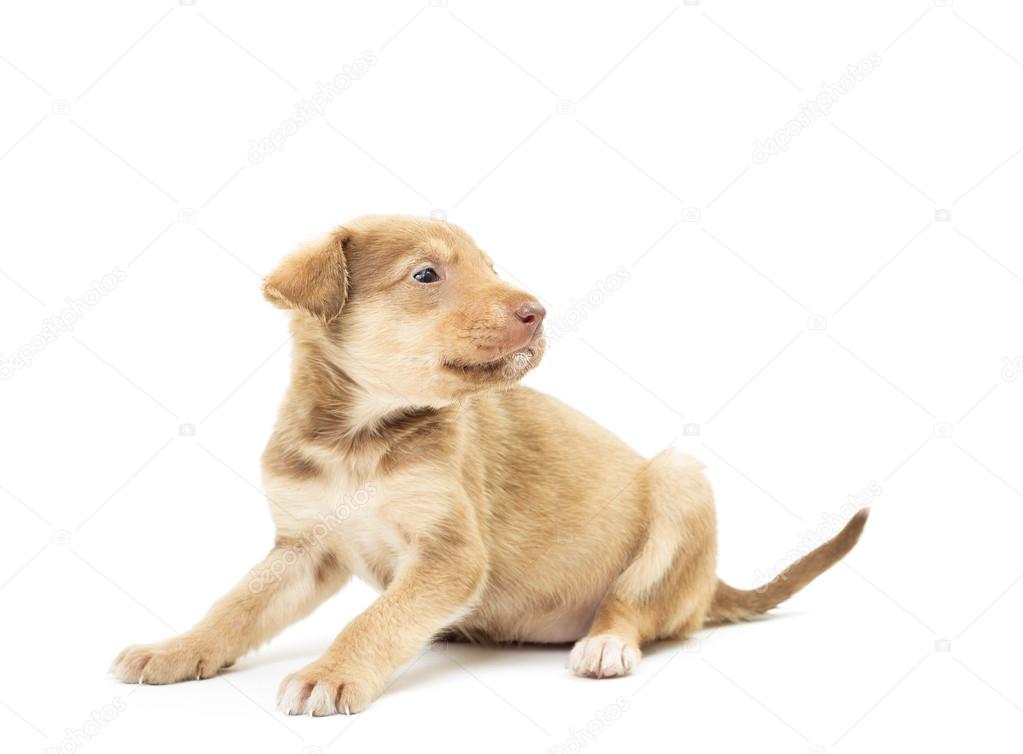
[263,228,350,324]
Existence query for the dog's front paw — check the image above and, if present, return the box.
[111,637,228,684]
[569,633,640,679]
[277,664,381,716]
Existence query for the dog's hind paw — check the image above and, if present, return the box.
[569,633,640,679]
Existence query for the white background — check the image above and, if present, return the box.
[2,1,1022,752]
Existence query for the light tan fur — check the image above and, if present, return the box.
[112,215,869,715]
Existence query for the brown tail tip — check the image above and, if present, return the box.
[707,508,869,625]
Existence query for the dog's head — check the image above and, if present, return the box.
[264,215,546,405]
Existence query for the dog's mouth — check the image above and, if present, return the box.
[443,332,544,379]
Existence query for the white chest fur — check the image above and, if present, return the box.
[262,466,407,592]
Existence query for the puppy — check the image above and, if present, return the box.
[112,214,868,716]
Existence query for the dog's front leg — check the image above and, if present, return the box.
[112,537,348,684]
[277,530,485,716]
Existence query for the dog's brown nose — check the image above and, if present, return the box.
[514,300,546,328]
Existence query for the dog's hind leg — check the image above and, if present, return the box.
[569,451,717,678]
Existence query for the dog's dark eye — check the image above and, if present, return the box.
[413,267,440,283]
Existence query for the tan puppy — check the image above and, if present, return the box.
[112,215,868,716]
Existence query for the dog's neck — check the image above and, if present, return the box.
[287,334,454,475]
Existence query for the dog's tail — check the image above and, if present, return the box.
[705,508,869,625]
